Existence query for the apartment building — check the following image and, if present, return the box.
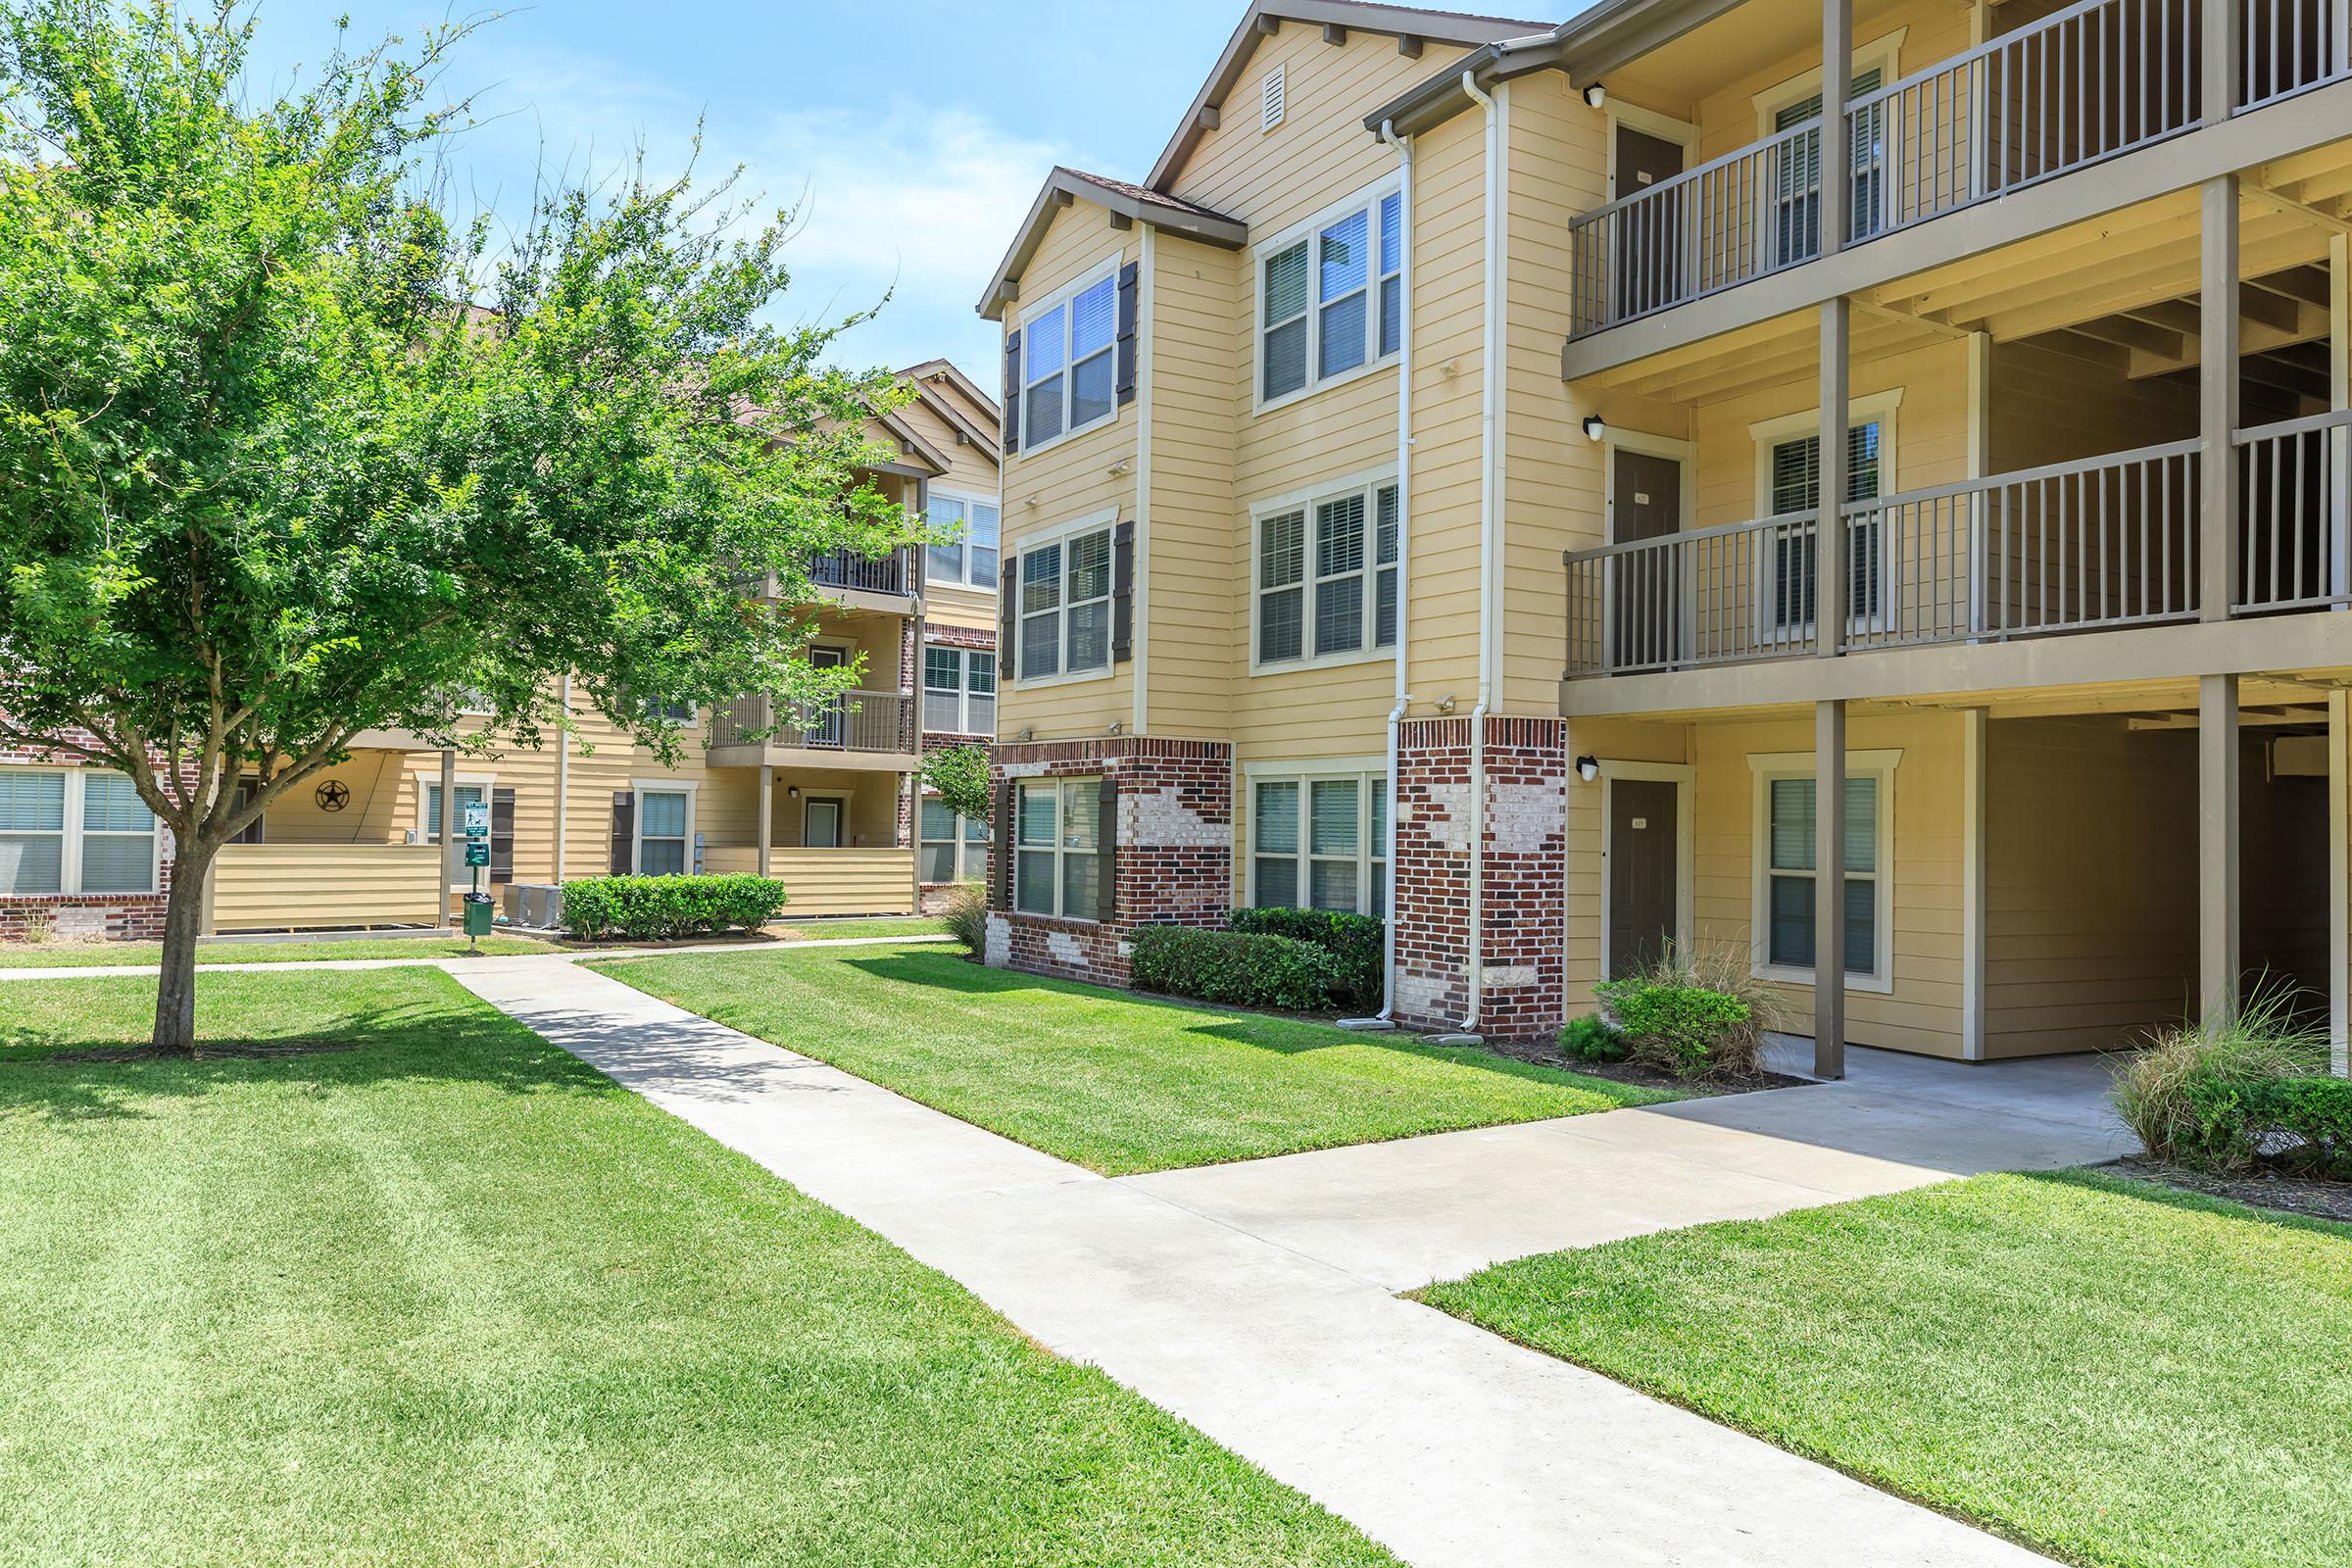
[0,362,1001,939]
[977,0,2352,1071]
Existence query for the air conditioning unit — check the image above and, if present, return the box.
[503,883,565,930]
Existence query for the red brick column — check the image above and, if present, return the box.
[984,736,1232,987]
[1390,715,1567,1041]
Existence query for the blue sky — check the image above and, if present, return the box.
[241,2,1554,386]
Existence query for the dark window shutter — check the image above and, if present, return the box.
[1097,776,1119,922]
[1114,261,1140,405]
[1110,519,1136,662]
[1002,328,1021,454]
[998,561,1016,680]
[491,788,516,885]
[996,780,1017,910]
[610,791,635,875]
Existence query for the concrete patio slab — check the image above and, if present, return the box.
[451,956,2065,1568]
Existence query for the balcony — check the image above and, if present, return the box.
[1566,0,2350,343]
[706,689,918,769]
[740,548,918,614]
[1563,410,2349,678]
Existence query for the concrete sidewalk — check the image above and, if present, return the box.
[452,956,2076,1568]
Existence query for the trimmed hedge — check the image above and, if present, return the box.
[1592,977,1753,1080]
[1130,925,1337,1012]
[2184,1073,2352,1180]
[1226,906,1382,1009]
[562,874,790,943]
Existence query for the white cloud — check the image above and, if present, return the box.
[752,100,1064,382]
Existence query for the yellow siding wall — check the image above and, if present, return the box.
[1983,716,2198,1056]
[900,388,1002,636]
[209,843,444,932]
[1691,710,1968,1056]
[1143,231,1242,739]
[996,200,1140,739]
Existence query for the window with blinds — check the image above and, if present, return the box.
[1769,421,1885,631]
[1251,774,1387,915]
[1256,480,1399,668]
[1259,185,1401,405]
[0,770,157,896]
[1762,773,1879,977]
[1772,68,1886,256]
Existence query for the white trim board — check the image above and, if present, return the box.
[1745,748,1903,995]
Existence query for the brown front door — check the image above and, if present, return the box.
[1612,124,1687,319]
[1611,447,1684,669]
[1607,777,1680,979]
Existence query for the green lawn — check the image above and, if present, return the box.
[0,934,564,967]
[771,915,951,941]
[1418,1170,2352,1568]
[0,969,1395,1568]
[593,943,1675,1176]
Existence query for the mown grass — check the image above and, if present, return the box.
[0,968,1396,1568]
[595,943,1676,1176]
[0,935,562,967]
[1418,1169,2352,1568]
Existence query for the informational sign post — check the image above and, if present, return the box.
[461,800,494,945]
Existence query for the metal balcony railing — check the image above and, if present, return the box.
[709,690,916,755]
[2233,408,2352,612]
[737,548,916,602]
[1563,0,2307,339]
[1566,439,2219,676]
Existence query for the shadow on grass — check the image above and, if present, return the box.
[0,997,610,1128]
[2021,1165,2352,1241]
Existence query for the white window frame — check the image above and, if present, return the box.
[1750,388,1902,644]
[1241,758,1388,916]
[1249,468,1399,674]
[1252,175,1403,416]
[1746,748,1901,994]
[1750,29,1909,135]
[1008,509,1119,690]
[917,793,990,884]
[0,767,163,897]
[1017,256,1122,458]
[1013,776,1104,921]
[925,490,1002,589]
[922,644,998,735]
[630,778,700,878]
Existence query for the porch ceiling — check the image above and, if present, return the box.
[1605,0,1920,115]
[1592,673,2351,728]
[1584,302,1957,403]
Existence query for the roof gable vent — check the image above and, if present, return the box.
[1261,64,1286,131]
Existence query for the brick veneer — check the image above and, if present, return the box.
[1390,715,1567,1041]
[0,736,181,943]
[982,736,1233,988]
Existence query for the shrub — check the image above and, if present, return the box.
[2113,980,2328,1168]
[2224,1076,2352,1180]
[941,880,987,955]
[1595,978,1751,1079]
[1227,906,1384,1010]
[1130,925,1337,1012]
[1559,1012,1628,1063]
[561,874,790,943]
[1592,941,1776,1079]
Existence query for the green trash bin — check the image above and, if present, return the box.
[462,893,494,941]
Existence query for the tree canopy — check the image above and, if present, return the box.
[0,0,929,1046]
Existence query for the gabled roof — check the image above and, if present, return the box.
[895,360,1002,465]
[866,405,954,479]
[1146,1,1549,191]
[1362,0,1740,139]
[976,167,1248,322]
[899,358,1001,424]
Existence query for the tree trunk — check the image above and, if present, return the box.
[150,833,216,1054]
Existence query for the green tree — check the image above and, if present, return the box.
[920,743,992,827]
[0,1,923,1050]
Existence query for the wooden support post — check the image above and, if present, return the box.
[2200,173,2240,621]
[1814,698,1848,1080]
[1821,0,1852,259]
[2200,0,2239,124]
[758,767,774,879]
[2331,233,2347,607]
[1962,708,1987,1061]
[1819,297,1850,658]
[439,748,458,925]
[2199,673,2241,1031]
[2331,690,2348,1077]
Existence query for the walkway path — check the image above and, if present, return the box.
[450,955,2114,1568]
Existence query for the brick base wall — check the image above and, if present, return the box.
[1390,715,1567,1041]
[0,733,184,945]
[984,736,1233,990]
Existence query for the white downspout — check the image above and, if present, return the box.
[1132,224,1155,736]
[1457,69,1501,1036]
[1375,118,1416,1023]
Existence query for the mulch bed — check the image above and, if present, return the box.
[1470,1034,1808,1097]
[2109,1156,2352,1225]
